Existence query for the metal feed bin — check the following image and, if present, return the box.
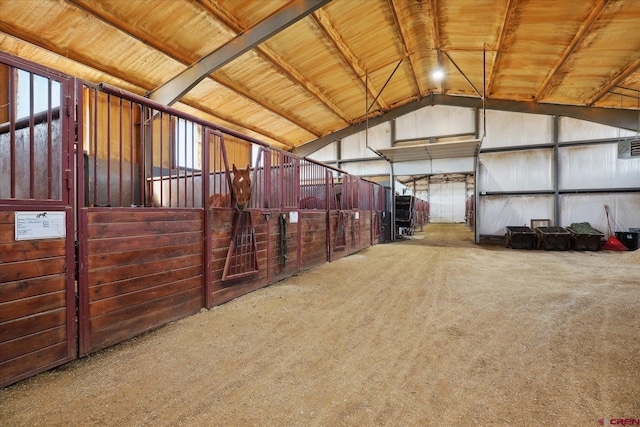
[505,226,537,249]
[535,227,572,251]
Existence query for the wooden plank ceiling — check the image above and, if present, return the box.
[1,0,640,152]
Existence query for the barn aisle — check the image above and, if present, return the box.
[2,227,640,426]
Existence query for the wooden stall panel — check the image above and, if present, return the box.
[348,212,360,255]
[80,208,203,355]
[358,210,372,250]
[329,211,348,262]
[0,211,74,388]
[268,212,299,283]
[300,211,328,271]
[209,209,269,306]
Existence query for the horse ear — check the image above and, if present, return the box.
[232,164,238,174]
[245,164,251,172]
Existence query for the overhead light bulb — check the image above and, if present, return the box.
[432,69,444,81]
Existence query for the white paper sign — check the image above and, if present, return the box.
[15,211,66,240]
[289,211,298,224]
[355,212,360,220]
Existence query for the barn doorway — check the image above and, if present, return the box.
[428,174,472,224]
[395,173,475,245]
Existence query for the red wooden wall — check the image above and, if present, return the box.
[79,209,203,355]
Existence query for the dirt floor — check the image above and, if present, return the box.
[2,223,639,426]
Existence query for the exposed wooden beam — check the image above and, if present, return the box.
[196,0,352,125]
[535,0,610,101]
[148,0,332,105]
[387,0,423,95]
[311,8,389,113]
[67,0,318,143]
[485,0,515,97]
[588,57,640,105]
[428,0,444,94]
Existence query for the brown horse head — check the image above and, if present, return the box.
[232,164,251,211]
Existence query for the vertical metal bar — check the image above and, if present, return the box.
[93,89,98,206]
[553,115,560,226]
[169,116,174,207]
[47,78,53,199]
[129,101,134,206]
[203,129,212,308]
[119,97,123,207]
[149,108,154,206]
[191,122,195,207]
[29,72,35,199]
[263,151,270,209]
[9,68,16,198]
[139,105,145,207]
[106,94,111,205]
[159,111,164,207]
[76,80,85,210]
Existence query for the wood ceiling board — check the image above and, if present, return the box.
[365,60,418,115]
[489,0,600,101]
[213,50,338,136]
[0,34,146,95]
[210,0,293,30]
[175,102,290,150]
[323,0,405,75]
[542,1,640,105]
[187,79,315,147]
[2,0,640,152]
[437,0,506,50]
[0,0,185,89]
[69,0,235,60]
[264,17,366,121]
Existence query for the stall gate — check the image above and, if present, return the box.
[0,55,77,388]
[1,54,388,388]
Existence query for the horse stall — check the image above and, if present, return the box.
[1,53,387,388]
[76,82,206,354]
[0,56,77,388]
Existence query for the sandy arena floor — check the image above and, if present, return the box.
[1,223,639,426]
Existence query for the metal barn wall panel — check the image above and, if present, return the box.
[478,150,554,192]
[429,181,466,223]
[392,157,475,176]
[559,144,640,190]
[558,117,637,142]
[478,196,555,236]
[480,110,553,149]
[308,141,337,163]
[395,105,475,141]
[342,160,390,177]
[560,193,640,235]
[340,122,392,159]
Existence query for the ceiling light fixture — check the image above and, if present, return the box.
[432,69,444,81]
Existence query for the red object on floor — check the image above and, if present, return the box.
[602,236,628,251]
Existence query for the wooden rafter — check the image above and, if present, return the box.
[66,0,311,145]
[535,0,610,101]
[387,0,423,95]
[588,57,640,106]
[196,0,353,125]
[311,8,389,113]
[485,0,515,97]
[428,0,444,93]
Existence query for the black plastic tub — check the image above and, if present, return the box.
[535,227,571,251]
[505,226,536,249]
[615,231,639,251]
